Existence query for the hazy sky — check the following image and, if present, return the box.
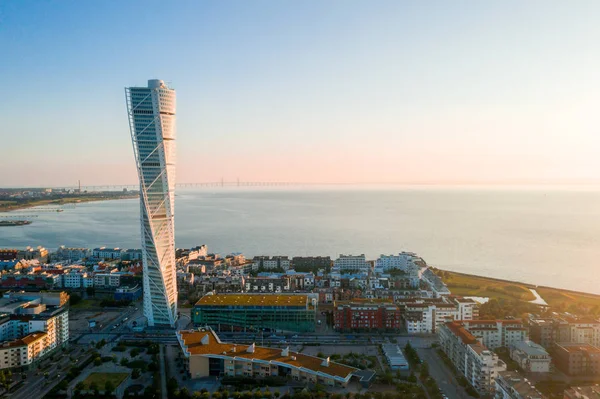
[1,1,599,187]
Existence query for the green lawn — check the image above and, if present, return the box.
[82,372,128,389]
[439,270,536,301]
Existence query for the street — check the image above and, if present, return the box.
[416,347,469,399]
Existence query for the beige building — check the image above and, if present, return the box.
[177,328,357,387]
[0,332,48,369]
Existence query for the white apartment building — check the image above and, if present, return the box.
[495,371,547,399]
[421,268,450,297]
[439,321,507,395]
[404,303,460,334]
[510,341,551,373]
[374,252,419,273]
[92,247,125,260]
[334,254,370,273]
[55,246,91,261]
[62,271,83,289]
[263,259,279,270]
[459,320,529,350]
[452,297,479,320]
[94,272,121,288]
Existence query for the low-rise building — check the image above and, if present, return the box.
[334,301,401,332]
[554,343,600,376]
[382,344,409,371]
[510,341,551,373]
[439,321,507,395]
[494,370,546,399]
[177,327,358,387]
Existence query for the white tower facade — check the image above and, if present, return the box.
[126,79,178,327]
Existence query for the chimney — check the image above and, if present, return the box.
[321,356,330,367]
[281,347,289,357]
[247,343,255,353]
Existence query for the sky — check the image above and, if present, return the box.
[1,1,599,187]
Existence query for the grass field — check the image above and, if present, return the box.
[438,270,536,301]
[437,269,600,317]
[82,372,128,389]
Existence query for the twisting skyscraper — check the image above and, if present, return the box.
[126,79,178,327]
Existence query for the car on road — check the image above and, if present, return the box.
[291,335,299,339]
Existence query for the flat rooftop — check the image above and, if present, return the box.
[179,329,356,379]
[556,343,600,354]
[195,294,308,307]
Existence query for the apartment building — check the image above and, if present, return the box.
[334,254,370,274]
[439,321,507,395]
[17,247,48,263]
[457,320,529,350]
[0,332,48,369]
[421,268,450,297]
[92,247,124,260]
[55,246,91,261]
[554,343,600,376]
[494,371,546,399]
[93,272,121,288]
[334,301,401,331]
[510,341,551,373]
[529,317,600,349]
[403,302,459,334]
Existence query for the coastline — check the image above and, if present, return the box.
[0,194,138,213]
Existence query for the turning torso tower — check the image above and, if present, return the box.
[126,79,178,327]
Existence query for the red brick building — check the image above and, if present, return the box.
[333,301,401,331]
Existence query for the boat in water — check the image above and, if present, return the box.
[0,220,32,227]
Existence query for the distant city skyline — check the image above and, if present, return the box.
[2,1,600,187]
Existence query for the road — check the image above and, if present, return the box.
[417,347,469,399]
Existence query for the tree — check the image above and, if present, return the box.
[86,286,96,297]
[121,357,129,367]
[90,381,100,396]
[69,293,82,306]
[94,357,102,366]
[132,368,141,379]
[75,381,85,392]
[420,361,430,379]
[130,348,140,357]
[105,380,115,394]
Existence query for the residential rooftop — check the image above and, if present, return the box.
[556,343,600,354]
[497,371,546,399]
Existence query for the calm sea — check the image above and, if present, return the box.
[1,186,599,294]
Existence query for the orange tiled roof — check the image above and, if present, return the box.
[179,329,356,379]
